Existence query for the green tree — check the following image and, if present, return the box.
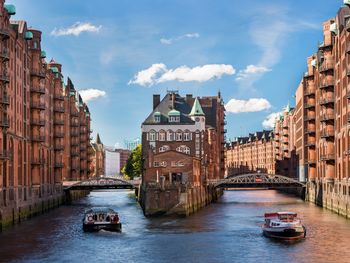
[122,144,142,179]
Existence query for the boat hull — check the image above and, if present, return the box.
[83,223,122,232]
[262,227,305,241]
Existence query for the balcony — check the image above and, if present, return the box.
[320,130,335,138]
[320,113,334,122]
[319,96,335,105]
[71,151,79,157]
[0,48,9,60]
[0,27,10,39]
[31,135,45,142]
[71,122,79,127]
[304,115,315,121]
[0,150,11,160]
[306,159,316,165]
[54,94,64,101]
[30,86,45,94]
[70,112,79,117]
[319,61,334,72]
[54,145,64,151]
[304,88,315,96]
[0,94,9,105]
[0,117,9,128]
[283,147,289,152]
[31,118,45,126]
[0,72,9,82]
[71,166,80,171]
[318,41,333,51]
[54,106,65,113]
[320,154,335,161]
[305,127,316,134]
[54,162,64,168]
[30,102,45,110]
[31,158,44,165]
[306,141,316,147]
[54,132,64,138]
[54,119,64,125]
[304,102,315,109]
[319,80,334,89]
[30,69,46,78]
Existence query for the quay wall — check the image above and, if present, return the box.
[306,181,350,219]
[0,189,89,231]
[140,184,223,217]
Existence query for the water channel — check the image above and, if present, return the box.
[1,190,350,263]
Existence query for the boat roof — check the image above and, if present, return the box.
[264,211,297,218]
[85,207,117,214]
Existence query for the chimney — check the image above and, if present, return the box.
[186,94,193,103]
[153,94,160,110]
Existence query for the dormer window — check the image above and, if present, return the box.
[168,109,180,123]
[154,112,161,123]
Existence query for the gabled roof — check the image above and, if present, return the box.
[96,133,102,145]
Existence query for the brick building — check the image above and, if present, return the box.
[90,133,105,177]
[0,2,94,228]
[225,130,275,176]
[140,91,225,216]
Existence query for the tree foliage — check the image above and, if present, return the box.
[122,144,142,179]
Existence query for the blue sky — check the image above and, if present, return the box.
[10,0,342,147]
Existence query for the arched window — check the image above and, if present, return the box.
[176,130,182,141]
[167,130,174,141]
[183,130,191,141]
[149,130,156,141]
[159,130,166,141]
[176,145,190,155]
[159,145,170,153]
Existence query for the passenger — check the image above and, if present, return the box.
[106,215,110,222]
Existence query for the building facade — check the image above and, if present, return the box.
[90,133,105,177]
[225,130,275,177]
[140,91,225,216]
[0,2,94,229]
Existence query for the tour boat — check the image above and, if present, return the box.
[262,212,306,240]
[83,207,122,232]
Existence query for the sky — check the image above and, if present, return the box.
[9,0,343,147]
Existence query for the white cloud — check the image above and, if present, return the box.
[128,63,167,86]
[262,111,282,129]
[78,89,106,102]
[160,33,200,45]
[51,22,102,36]
[129,64,235,86]
[236,65,271,81]
[225,98,271,114]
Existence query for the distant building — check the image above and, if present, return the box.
[90,133,105,177]
[124,138,140,151]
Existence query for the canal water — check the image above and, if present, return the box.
[1,190,350,263]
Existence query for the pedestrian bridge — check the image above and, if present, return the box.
[208,173,306,188]
[64,177,140,191]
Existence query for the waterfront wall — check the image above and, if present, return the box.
[0,189,89,231]
[307,181,350,219]
[140,183,223,217]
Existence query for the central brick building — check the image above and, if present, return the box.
[140,91,225,216]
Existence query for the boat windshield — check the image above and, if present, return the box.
[278,213,297,222]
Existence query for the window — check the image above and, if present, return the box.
[154,161,167,167]
[159,145,170,153]
[154,115,161,123]
[149,130,156,141]
[167,130,174,141]
[176,145,190,155]
[171,161,184,167]
[184,132,191,141]
[159,130,166,141]
[169,116,180,122]
[176,131,182,141]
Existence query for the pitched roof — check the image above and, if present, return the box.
[189,97,205,116]
[96,133,102,145]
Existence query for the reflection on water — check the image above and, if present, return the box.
[1,190,350,263]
